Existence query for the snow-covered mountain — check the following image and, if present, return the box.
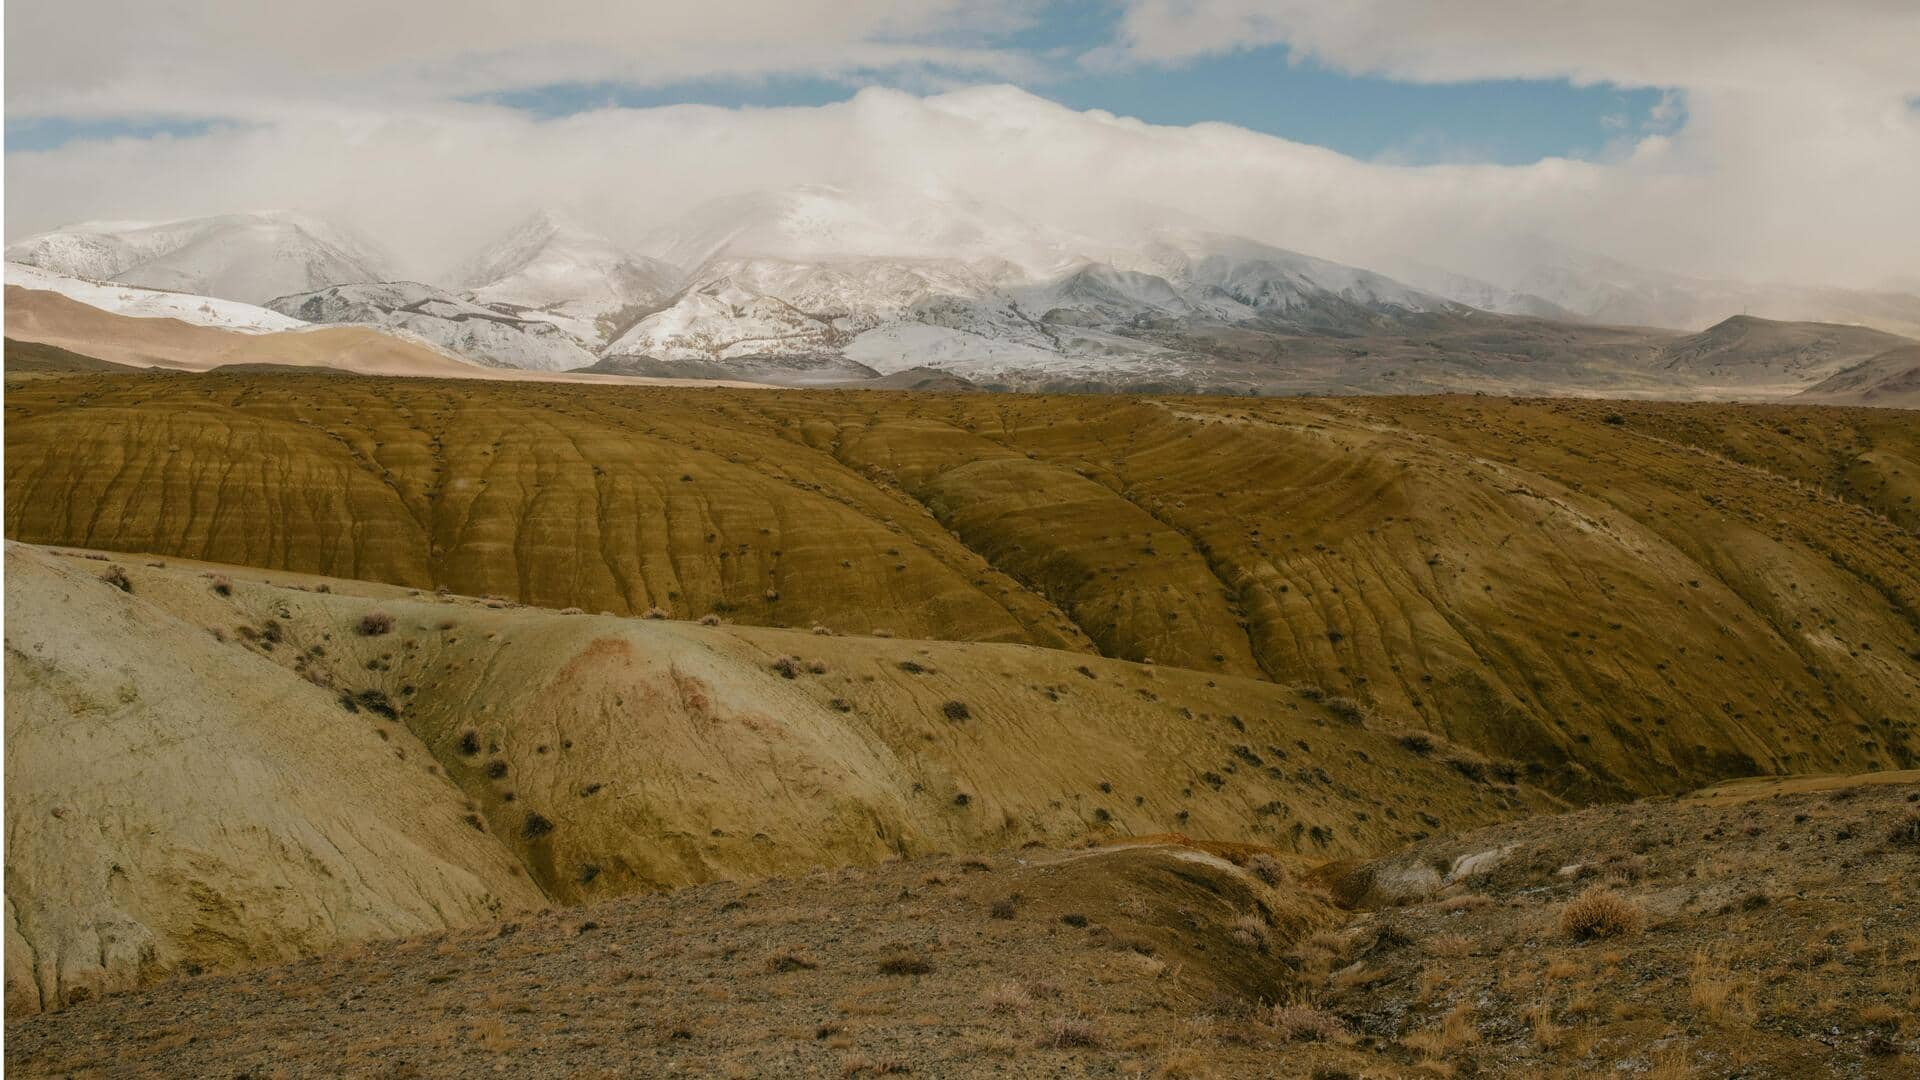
[5,211,396,306]
[266,281,598,372]
[604,185,1463,379]
[4,262,307,333]
[452,211,679,348]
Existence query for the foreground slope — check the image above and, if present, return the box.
[2,544,543,1015]
[2,544,1545,1013]
[7,373,1916,800]
[10,768,1912,1078]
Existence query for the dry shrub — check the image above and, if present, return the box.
[1889,811,1920,847]
[641,606,668,620]
[698,613,722,626]
[766,951,818,973]
[1266,1004,1351,1044]
[1247,853,1288,885]
[1559,887,1644,940]
[208,573,233,597]
[356,611,395,636]
[1438,893,1492,913]
[101,565,133,592]
[1229,914,1271,953]
[942,700,971,722]
[772,655,802,679]
[1425,932,1472,958]
[876,951,932,976]
[1038,1015,1103,1049]
[983,981,1032,1015]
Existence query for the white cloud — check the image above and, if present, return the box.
[8,83,1916,291]
[1103,1,1920,96]
[2,1,1040,119]
[3,2,1916,292]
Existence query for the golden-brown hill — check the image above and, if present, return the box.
[6,371,1918,800]
[4,543,1545,1013]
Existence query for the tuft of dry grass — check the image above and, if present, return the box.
[1559,887,1644,940]
[356,611,395,636]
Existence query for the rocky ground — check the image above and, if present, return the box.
[8,776,1914,1078]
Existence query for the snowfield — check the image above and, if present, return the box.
[5,262,307,333]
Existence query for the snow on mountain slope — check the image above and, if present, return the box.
[607,186,1463,377]
[5,211,396,306]
[453,211,679,347]
[4,263,306,333]
[267,281,598,372]
[606,278,842,362]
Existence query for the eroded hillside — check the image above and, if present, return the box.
[8,372,1916,800]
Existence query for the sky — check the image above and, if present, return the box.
[4,1,1917,289]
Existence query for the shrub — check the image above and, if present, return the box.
[1559,887,1644,940]
[767,952,818,973]
[1268,1004,1351,1044]
[942,700,971,722]
[1889,811,1920,847]
[641,606,668,620]
[1248,853,1288,886]
[458,730,481,756]
[899,660,928,674]
[522,812,555,840]
[807,660,829,674]
[208,574,233,597]
[772,655,802,679]
[1399,732,1435,754]
[989,896,1018,920]
[1322,696,1370,724]
[876,951,932,976]
[356,611,395,636]
[1230,914,1272,953]
[698,613,722,626]
[983,981,1032,1014]
[1037,1015,1102,1049]
[101,565,133,592]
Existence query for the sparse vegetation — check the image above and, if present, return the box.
[356,611,394,636]
[100,565,132,592]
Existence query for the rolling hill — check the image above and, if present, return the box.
[6,371,1915,805]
